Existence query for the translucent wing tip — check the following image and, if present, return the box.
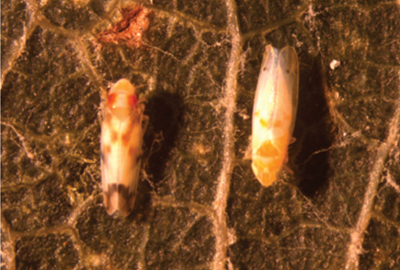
[261,45,279,71]
[279,46,299,75]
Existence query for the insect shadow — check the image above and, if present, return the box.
[130,91,183,216]
[293,53,335,198]
[145,91,183,181]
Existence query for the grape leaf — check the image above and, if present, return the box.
[2,0,400,269]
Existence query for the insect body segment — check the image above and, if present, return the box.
[101,79,148,216]
[252,45,299,187]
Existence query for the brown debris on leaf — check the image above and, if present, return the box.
[97,5,152,49]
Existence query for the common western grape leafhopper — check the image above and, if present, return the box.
[251,45,299,187]
[101,79,149,216]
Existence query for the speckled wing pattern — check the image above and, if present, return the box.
[101,79,148,216]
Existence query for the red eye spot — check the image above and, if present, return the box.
[107,93,116,108]
[128,95,138,107]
